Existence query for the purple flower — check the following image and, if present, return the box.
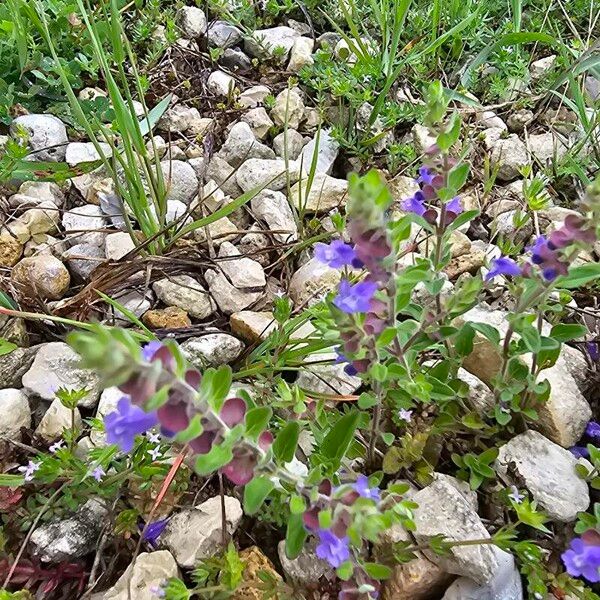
[315,240,357,269]
[141,518,169,547]
[417,166,434,186]
[401,193,426,216]
[105,397,159,453]
[353,475,381,502]
[91,466,105,481]
[562,537,600,582]
[142,341,163,362]
[316,528,350,568]
[508,485,524,504]
[18,461,41,482]
[587,343,600,362]
[398,408,413,422]
[485,257,522,281]
[570,446,590,459]
[586,421,600,440]
[333,280,377,314]
[335,350,358,376]
[446,197,463,214]
[49,440,64,453]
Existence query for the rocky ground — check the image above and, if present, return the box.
[1,3,600,600]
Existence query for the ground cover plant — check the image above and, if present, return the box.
[0,0,599,598]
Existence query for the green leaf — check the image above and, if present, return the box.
[448,163,470,192]
[363,562,392,580]
[174,414,204,443]
[358,393,378,409]
[0,474,25,487]
[556,263,600,289]
[0,338,17,357]
[243,476,274,514]
[519,325,542,353]
[199,365,232,413]
[244,407,272,441]
[446,209,479,232]
[550,323,587,342]
[290,494,305,514]
[320,411,360,470]
[285,513,307,559]
[272,421,300,463]
[0,291,18,310]
[145,385,170,411]
[194,443,233,475]
[469,322,501,345]
[381,432,395,446]
[454,324,475,356]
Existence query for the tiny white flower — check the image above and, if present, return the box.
[148,446,162,461]
[398,408,413,422]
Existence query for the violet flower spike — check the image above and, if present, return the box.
[104,397,159,453]
[314,240,358,269]
[562,537,600,583]
[417,166,434,186]
[570,446,590,459]
[446,196,463,214]
[91,466,105,482]
[315,528,351,568]
[587,342,600,362]
[141,519,169,547]
[334,280,378,314]
[485,257,522,281]
[401,194,426,216]
[353,475,381,502]
[586,421,600,440]
[142,340,163,362]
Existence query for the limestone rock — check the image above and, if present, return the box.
[0,233,24,267]
[90,387,122,446]
[63,243,105,280]
[240,107,274,140]
[273,129,305,160]
[11,255,70,299]
[0,389,31,439]
[161,496,243,567]
[91,551,178,600]
[290,173,348,213]
[207,21,243,48]
[289,257,341,306]
[443,249,485,280]
[153,275,216,319]
[495,430,589,522]
[287,36,314,72]
[204,269,262,314]
[22,341,102,407]
[237,158,302,192]
[0,346,38,389]
[160,160,199,205]
[217,241,266,288]
[142,306,191,329]
[491,135,528,181]
[105,232,136,261]
[65,142,112,166]
[193,217,238,246]
[277,539,331,587]
[238,85,271,109]
[218,122,275,167]
[231,546,282,600]
[299,129,339,174]
[244,26,300,60]
[207,70,237,96]
[11,114,68,162]
[31,499,107,563]
[412,478,504,584]
[230,311,278,343]
[62,204,108,247]
[251,189,298,243]
[296,350,362,396]
[271,88,305,129]
[35,397,83,441]
[177,6,207,38]
[181,333,245,368]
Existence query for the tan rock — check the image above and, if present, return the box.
[230,311,277,343]
[231,546,282,600]
[11,255,70,299]
[142,306,191,329]
[289,257,342,306]
[0,233,24,267]
[419,231,471,259]
[443,249,485,280]
[290,173,348,213]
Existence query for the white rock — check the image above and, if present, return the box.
[153,275,216,319]
[65,142,112,166]
[289,257,341,306]
[207,70,236,97]
[217,121,275,167]
[290,172,348,213]
[491,135,528,181]
[105,232,136,261]
[495,430,590,522]
[238,85,271,109]
[35,397,83,441]
[63,243,106,280]
[23,342,102,407]
[181,334,245,368]
[296,350,362,395]
[11,114,68,162]
[161,496,243,567]
[91,551,178,600]
[251,189,298,243]
[177,5,207,38]
[207,21,243,48]
[530,55,557,81]
[62,205,108,247]
[277,539,331,586]
[31,498,107,562]
[442,550,523,600]
[241,107,274,140]
[271,88,305,129]
[528,132,569,165]
[160,160,199,205]
[287,36,314,71]
[299,129,339,174]
[159,105,210,135]
[204,269,262,314]
[244,26,300,60]
[217,241,266,288]
[236,158,302,192]
[193,217,238,246]
[412,478,505,584]
[272,129,305,160]
[111,289,153,323]
[12,181,64,209]
[0,389,31,439]
[412,124,437,154]
[476,111,507,130]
